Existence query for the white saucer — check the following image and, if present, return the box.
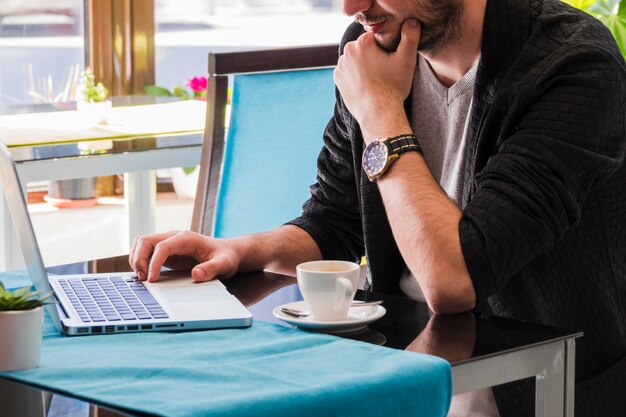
[272,301,386,334]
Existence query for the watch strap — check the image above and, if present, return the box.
[385,134,422,156]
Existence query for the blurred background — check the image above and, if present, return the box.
[0,0,351,112]
[0,0,351,267]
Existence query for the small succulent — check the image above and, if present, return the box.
[0,282,55,311]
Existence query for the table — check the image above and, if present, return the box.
[0,255,581,417]
[0,97,204,270]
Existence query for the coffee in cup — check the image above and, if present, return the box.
[296,260,360,322]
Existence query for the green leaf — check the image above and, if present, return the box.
[563,0,626,56]
[144,85,174,97]
[562,0,599,9]
[604,14,626,54]
[182,166,198,175]
[11,286,32,299]
[0,284,55,311]
[590,0,626,56]
[172,86,191,99]
[589,0,620,15]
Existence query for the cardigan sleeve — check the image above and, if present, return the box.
[286,92,365,262]
[286,23,366,262]
[460,45,626,303]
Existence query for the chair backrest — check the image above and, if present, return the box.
[191,45,339,237]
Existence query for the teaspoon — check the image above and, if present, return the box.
[280,300,383,318]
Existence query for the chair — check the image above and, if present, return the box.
[191,45,339,237]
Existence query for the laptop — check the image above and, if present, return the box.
[0,141,252,335]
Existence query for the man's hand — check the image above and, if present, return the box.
[334,19,420,143]
[129,231,240,283]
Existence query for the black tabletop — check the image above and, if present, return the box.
[1,255,581,417]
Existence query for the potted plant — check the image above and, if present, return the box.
[171,165,200,199]
[44,67,109,207]
[0,283,54,372]
[144,76,208,199]
[75,67,111,125]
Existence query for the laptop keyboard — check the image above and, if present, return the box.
[58,276,169,323]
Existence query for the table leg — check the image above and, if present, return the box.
[0,378,48,417]
[452,339,571,417]
[0,183,27,271]
[565,339,576,417]
[124,171,156,251]
[1,191,15,271]
[535,340,566,417]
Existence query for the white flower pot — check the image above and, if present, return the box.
[0,307,44,372]
[77,99,112,125]
[171,167,199,200]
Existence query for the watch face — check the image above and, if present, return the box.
[362,141,389,177]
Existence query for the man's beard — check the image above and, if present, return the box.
[361,1,463,54]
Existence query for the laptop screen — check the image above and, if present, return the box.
[0,140,62,331]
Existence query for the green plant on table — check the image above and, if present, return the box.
[144,84,192,100]
[76,68,109,103]
[144,76,208,101]
[0,282,54,311]
[563,0,626,55]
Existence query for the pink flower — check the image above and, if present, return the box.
[187,76,207,93]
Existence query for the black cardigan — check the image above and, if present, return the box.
[289,0,626,415]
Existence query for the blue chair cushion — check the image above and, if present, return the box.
[214,68,335,238]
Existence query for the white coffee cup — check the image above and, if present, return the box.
[296,260,360,322]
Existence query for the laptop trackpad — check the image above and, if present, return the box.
[156,283,229,304]
[143,272,249,320]
[145,273,232,305]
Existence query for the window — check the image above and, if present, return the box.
[154,0,352,87]
[0,0,85,114]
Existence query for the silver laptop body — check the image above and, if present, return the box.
[0,141,252,336]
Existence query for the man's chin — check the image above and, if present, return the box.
[374,33,402,53]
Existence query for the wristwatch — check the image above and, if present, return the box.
[362,134,422,181]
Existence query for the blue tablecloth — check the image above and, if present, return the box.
[1,272,452,417]
[0,270,31,291]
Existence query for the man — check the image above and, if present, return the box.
[130,0,626,416]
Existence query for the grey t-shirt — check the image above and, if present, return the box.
[399,54,477,302]
[411,54,476,206]
[399,56,500,417]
